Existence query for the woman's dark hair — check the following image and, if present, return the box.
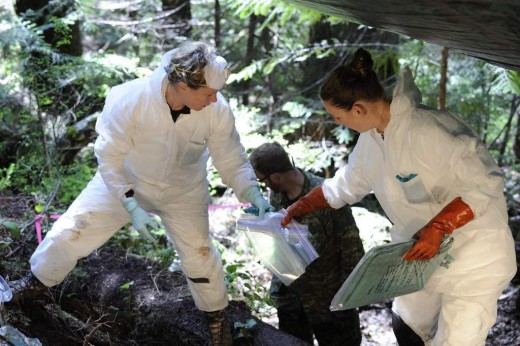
[249,142,294,177]
[320,48,385,110]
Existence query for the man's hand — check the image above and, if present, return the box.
[281,185,330,227]
[403,197,474,261]
[242,186,275,218]
[122,197,159,242]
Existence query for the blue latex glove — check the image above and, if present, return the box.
[122,197,158,242]
[242,186,275,218]
[243,206,260,216]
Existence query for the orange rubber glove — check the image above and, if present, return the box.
[403,197,474,261]
[281,185,331,227]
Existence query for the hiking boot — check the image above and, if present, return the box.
[8,272,46,300]
[205,309,233,346]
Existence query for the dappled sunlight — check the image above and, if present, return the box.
[352,207,393,251]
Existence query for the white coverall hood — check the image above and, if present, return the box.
[390,66,422,113]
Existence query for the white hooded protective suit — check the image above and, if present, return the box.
[322,67,517,345]
[30,50,257,312]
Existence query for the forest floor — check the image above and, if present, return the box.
[0,192,519,345]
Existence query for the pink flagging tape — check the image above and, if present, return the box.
[208,203,251,210]
[34,214,62,244]
[33,203,251,244]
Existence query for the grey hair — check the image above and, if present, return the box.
[164,42,217,89]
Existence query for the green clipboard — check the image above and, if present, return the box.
[330,237,454,311]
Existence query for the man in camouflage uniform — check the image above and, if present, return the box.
[249,142,365,345]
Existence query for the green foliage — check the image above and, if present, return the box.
[331,125,354,145]
[54,163,96,205]
[282,101,313,122]
[119,281,134,290]
[506,70,520,95]
[0,3,143,209]
[48,16,73,48]
[0,220,20,239]
[34,204,44,214]
[0,154,94,209]
[1,155,46,195]
[223,0,323,25]
[491,69,520,96]
[106,216,179,268]
[0,164,16,190]
[234,319,258,338]
[223,259,273,314]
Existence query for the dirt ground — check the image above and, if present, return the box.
[0,192,519,345]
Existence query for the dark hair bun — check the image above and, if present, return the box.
[346,48,374,77]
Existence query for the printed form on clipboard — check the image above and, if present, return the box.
[330,237,454,311]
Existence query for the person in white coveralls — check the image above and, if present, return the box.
[8,41,273,346]
[281,48,517,346]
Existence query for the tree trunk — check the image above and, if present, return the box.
[512,95,520,161]
[302,16,339,100]
[496,95,519,165]
[162,0,192,52]
[214,0,221,48]
[439,47,448,110]
[241,14,258,105]
[15,0,82,57]
[258,17,277,134]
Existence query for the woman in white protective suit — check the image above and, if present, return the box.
[280,48,517,346]
[8,41,273,346]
